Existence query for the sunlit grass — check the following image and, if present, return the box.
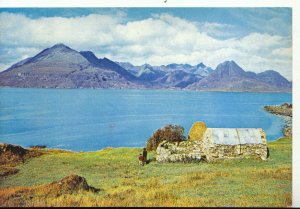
[0,138,292,207]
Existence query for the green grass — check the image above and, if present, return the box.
[0,138,292,207]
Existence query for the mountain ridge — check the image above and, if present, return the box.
[0,44,292,92]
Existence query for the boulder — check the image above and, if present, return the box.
[48,174,100,194]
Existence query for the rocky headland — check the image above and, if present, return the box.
[264,103,292,138]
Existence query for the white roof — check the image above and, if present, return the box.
[209,128,263,145]
[237,128,263,144]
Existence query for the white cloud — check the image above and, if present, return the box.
[271,47,292,58]
[0,12,292,80]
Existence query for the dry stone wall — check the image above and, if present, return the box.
[156,121,268,163]
[156,140,203,162]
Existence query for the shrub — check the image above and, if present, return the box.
[146,124,185,151]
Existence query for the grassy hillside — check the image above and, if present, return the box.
[0,137,292,207]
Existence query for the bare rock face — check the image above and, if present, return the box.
[188,121,207,142]
[156,140,203,163]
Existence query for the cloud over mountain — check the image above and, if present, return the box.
[0,9,292,80]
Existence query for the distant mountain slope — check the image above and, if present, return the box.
[154,70,203,88]
[0,44,292,92]
[0,44,141,89]
[118,62,213,78]
[165,63,213,77]
[117,62,208,88]
[256,70,292,89]
[186,61,292,92]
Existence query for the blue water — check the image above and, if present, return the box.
[0,88,291,151]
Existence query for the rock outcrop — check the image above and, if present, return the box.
[0,175,100,207]
[0,143,44,177]
[264,103,292,117]
[48,175,100,194]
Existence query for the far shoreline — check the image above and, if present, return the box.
[0,86,292,94]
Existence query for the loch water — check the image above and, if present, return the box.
[0,88,292,151]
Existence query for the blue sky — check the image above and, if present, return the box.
[0,8,292,80]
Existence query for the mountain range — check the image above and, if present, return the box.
[0,44,292,92]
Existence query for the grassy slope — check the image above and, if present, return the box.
[0,138,292,207]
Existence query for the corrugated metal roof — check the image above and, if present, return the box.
[210,128,240,145]
[209,128,263,145]
[237,128,263,144]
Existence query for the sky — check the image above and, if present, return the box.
[0,8,292,80]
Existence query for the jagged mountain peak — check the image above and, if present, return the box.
[196,63,206,68]
[0,44,292,92]
[215,60,245,76]
[218,60,239,68]
[141,63,152,68]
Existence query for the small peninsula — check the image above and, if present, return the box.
[264,103,292,138]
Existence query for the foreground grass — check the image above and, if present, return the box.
[0,138,292,207]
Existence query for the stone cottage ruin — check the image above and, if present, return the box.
[156,121,268,163]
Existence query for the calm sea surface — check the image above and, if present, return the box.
[0,88,292,151]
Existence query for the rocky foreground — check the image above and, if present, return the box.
[264,103,292,138]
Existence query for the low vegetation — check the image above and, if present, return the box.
[146,124,185,151]
[0,137,292,207]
